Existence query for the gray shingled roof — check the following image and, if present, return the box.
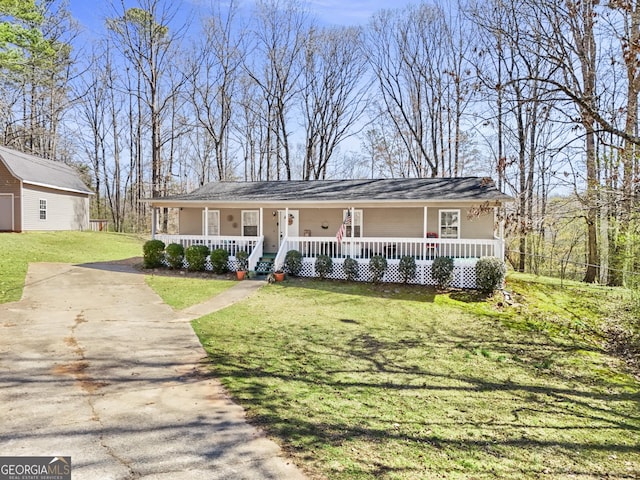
[0,145,92,195]
[157,177,512,203]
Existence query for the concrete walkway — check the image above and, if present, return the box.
[0,263,305,480]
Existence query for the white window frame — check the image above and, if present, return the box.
[241,210,259,236]
[343,209,363,238]
[39,199,47,221]
[203,209,220,236]
[439,209,460,239]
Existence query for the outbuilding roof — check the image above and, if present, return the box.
[0,145,92,195]
[152,177,512,204]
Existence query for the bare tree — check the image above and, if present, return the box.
[186,0,244,182]
[471,0,561,273]
[74,40,131,231]
[300,25,368,180]
[245,0,308,180]
[107,0,187,233]
[366,3,476,178]
[234,74,264,181]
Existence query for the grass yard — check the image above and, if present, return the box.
[192,276,640,480]
[0,231,144,303]
[145,275,236,310]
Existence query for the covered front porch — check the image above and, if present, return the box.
[151,203,505,287]
[152,232,502,287]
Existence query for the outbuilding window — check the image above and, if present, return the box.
[39,199,47,220]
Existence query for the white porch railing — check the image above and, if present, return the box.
[275,236,503,269]
[153,234,503,278]
[247,237,264,271]
[154,234,261,258]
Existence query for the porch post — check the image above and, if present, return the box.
[350,207,355,239]
[423,206,428,237]
[423,206,428,261]
[499,209,505,260]
[285,207,289,237]
[204,207,209,236]
[151,207,157,238]
[259,208,263,236]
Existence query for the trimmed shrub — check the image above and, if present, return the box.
[210,248,230,274]
[235,250,249,271]
[315,254,333,280]
[185,245,210,272]
[143,239,165,268]
[369,255,388,283]
[165,243,185,269]
[475,256,507,293]
[343,257,359,282]
[399,255,417,284]
[284,249,303,276]
[432,256,454,289]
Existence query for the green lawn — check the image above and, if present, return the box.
[145,275,237,310]
[192,276,640,479]
[0,231,144,303]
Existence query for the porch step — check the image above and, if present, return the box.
[255,256,275,275]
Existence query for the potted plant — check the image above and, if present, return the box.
[273,269,285,282]
[235,250,249,280]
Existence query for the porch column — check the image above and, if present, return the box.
[151,207,157,238]
[285,207,289,237]
[423,206,428,237]
[259,208,263,236]
[350,207,355,239]
[204,207,209,236]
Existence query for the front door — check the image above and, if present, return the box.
[278,209,299,248]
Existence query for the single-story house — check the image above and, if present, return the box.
[0,145,93,232]
[146,177,513,287]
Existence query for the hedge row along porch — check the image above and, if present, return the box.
[144,177,513,287]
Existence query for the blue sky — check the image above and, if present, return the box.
[67,0,418,33]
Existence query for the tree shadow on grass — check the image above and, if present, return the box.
[208,348,640,479]
[199,315,640,477]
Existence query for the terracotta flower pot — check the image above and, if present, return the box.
[236,270,246,280]
[274,272,285,282]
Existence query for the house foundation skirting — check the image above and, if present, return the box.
[169,256,479,288]
[297,258,479,289]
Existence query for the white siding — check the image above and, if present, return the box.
[22,185,89,231]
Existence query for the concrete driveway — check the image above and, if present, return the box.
[0,263,306,480]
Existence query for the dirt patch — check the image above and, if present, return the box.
[64,336,84,356]
[78,379,109,393]
[52,361,109,393]
[52,360,89,375]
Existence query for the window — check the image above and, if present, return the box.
[39,199,47,220]
[344,209,363,237]
[203,209,220,235]
[439,209,460,239]
[242,210,259,236]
